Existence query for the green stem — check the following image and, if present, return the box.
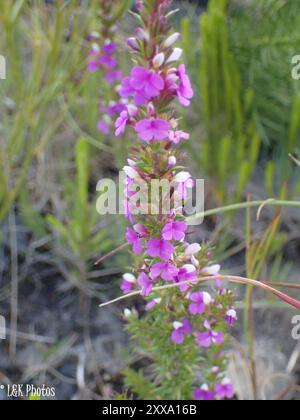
[186,199,300,222]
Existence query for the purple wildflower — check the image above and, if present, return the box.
[176,264,197,292]
[162,221,187,241]
[150,262,179,281]
[121,273,136,294]
[188,292,212,315]
[146,298,162,311]
[177,64,194,107]
[195,321,224,348]
[171,319,192,344]
[225,308,238,327]
[115,111,129,136]
[194,385,215,401]
[147,239,174,261]
[137,272,153,296]
[135,118,171,142]
[215,379,234,400]
[168,130,190,144]
[97,120,110,135]
[126,227,143,255]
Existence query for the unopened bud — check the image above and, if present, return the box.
[167,48,183,63]
[163,32,181,48]
[153,53,165,68]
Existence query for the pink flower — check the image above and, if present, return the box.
[150,262,179,281]
[162,221,187,241]
[103,42,117,55]
[135,119,171,142]
[133,223,149,237]
[168,130,190,144]
[171,319,192,344]
[146,298,161,311]
[130,66,165,100]
[106,70,122,84]
[174,171,195,199]
[115,111,129,136]
[225,308,237,327]
[188,292,212,315]
[121,273,136,294]
[138,272,153,296]
[99,54,117,69]
[176,264,197,292]
[147,239,174,261]
[177,64,194,107]
[194,385,215,401]
[97,120,110,135]
[126,228,143,255]
[119,77,135,98]
[195,321,224,348]
[215,379,234,400]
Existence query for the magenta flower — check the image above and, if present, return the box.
[195,321,224,348]
[146,298,161,311]
[126,227,143,255]
[215,379,234,400]
[97,120,110,135]
[137,272,153,296]
[106,69,122,84]
[115,111,129,136]
[103,42,117,55]
[225,308,238,327]
[171,319,192,344]
[130,66,165,100]
[119,77,135,98]
[147,239,174,261]
[135,119,171,142]
[194,386,215,401]
[99,54,117,69]
[188,292,212,315]
[162,221,187,241]
[177,64,194,107]
[133,223,149,237]
[121,273,136,294]
[150,262,179,282]
[176,264,197,292]
[168,130,190,144]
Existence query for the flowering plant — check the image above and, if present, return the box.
[87,0,128,135]
[111,0,236,400]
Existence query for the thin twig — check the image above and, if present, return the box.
[9,206,18,364]
[95,243,129,266]
[99,275,300,310]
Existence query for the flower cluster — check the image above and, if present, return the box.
[117,0,236,400]
[87,0,125,135]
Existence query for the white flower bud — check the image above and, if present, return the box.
[163,32,181,48]
[123,166,140,180]
[136,27,149,41]
[173,321,183,330]
[202,264,221,276]
[123,273,136,283]
[203,292,212,305]
[185,243,201,256]
[153,53,165,68]
[175,171,191,183]
[167,48,183,63]
[168,156,177,167]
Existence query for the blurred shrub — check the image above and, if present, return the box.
[0,0,95,224]
[46,138,113,300]
[182,0,260,202]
